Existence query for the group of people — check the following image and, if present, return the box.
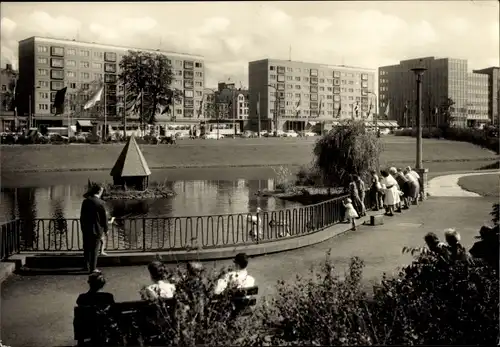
[343,166,423,230]
[76,252,256,308]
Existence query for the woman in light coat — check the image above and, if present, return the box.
[380,170,399,216]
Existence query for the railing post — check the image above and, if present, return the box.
[142,218,146,252]
[15,219,21,254]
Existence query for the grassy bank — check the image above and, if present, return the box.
[458,174,500,197]
[1,137,498,173]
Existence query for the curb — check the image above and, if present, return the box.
[10,211,381,275]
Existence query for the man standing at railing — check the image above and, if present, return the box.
[80,182,108,273]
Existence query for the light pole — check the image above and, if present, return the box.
[367,91,378,133]
[267,84,279,135]
[411,65,427,170]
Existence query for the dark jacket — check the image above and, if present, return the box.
[76,291,115,307]
[80,196,108,238]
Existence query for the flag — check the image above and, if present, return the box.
[318,99,323,117]
[53,87,67,115]
[336,104,341,118]
[84,85,104,110]
[353,101,359,117]
[367,101,373,118]
[162,95,172,114]
[197,99,203,118]
[384,99,390,119]
[126,91,142,113]
[295,96,301,117]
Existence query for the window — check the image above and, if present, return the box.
[184,60,194,69]
[80,61,90,68]
[327,87,333,92]
[361,90,368,96]
[277,66,285,74]
[287,84,293,89]
[361,73,368,81]
[66,60,76,67]
[92,62,102,69]
[195,71,203,78]
[37,57,48,65]
[195,81,203,87]
[319,78,325,83]
[334,95,341,102]
[304,77,309,82]
[80,72,90,79]
[80,50,90,57]
[334,79,340,86]
[270,74,276,80]
[93,51,103,59]
[38,104,49,110]
[51,58,64,68]
[37,69,48,76]
[184,99,194,108]
[310,94,318,101]
[196,91,202,97]
[295,76,301,81]
[319,87,324,91]
[361,81,368,88]
[310,77,318,85]
[348,80,354,85]
[310,69,318,76]
[348,88,354,92]
[51,81,64,90]
[104,74,116,83]
[277,75,285,82]
[50,92,57,102]
[38,92,49,99]
[82,83,90,90]
[104,52,116,62]
[51,46,64,56]
[277,83,285,91]
[310,85,318,93]
[286,76,293,81]
[270,66,275,71]
[66,71,75,78]
[94,73,103,80]
[295,85,301,89]
[104,63,116,73]
[38,80,49,88]
[37,45,48,53]
[286,93,293,98]
[310,102,318,109]
[348,96,354,100]
[334,71,340,78]
[70,82,77,89]
[184,109,194,117]
[184,90,194,98]
[184,80,193,88]
[333,87,340,94]
[67,48,76,55]
[195,62,203,68]
[286,67,293,72]
[184,70,194,79]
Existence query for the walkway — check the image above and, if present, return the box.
[428,171,499,197]
[1,194,495,347]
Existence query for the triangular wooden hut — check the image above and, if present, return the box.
[110,135,151,191]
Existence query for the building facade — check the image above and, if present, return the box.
[17,36,205,128]
[0,64,21,131]
[473,67,499,126]
[248,58,376,132]
[379,57,492,128]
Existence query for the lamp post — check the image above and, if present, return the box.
[367,91,378,133]
[410,66,427,170]
[267,84,279,136]
[411,64,428,201]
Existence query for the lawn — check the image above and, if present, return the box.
[1,136,498,173]
[457,174,500,197]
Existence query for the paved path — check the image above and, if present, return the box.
[1,195,496,347]
[428,171,500,197]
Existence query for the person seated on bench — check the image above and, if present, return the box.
[140,261,176,301]
[214,253,255,295]
[76,272,115,307]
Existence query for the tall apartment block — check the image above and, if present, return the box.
[17,36,205,128]
[379,57,495,128]
[248,59,376,132]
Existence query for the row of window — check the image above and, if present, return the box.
[36,102,198,116]
[269,65,370,79]
[269,75,369,87]
[269,109,365,116]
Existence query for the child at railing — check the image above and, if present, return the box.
[343,198,358,231]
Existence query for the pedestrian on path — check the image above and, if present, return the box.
[348,175,363,217]
[369,169,383,211]
[80,182,109,273]
[343,198,358,231]
[354,175,367,216]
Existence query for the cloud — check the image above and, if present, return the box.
[0,3,498,88]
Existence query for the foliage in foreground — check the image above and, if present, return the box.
[96,234,499,346]
[312,120,381,189]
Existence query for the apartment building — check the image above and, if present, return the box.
[473,67,499,126]
[379,57,492,128]
[248,58,376,132]
[17,36,205,128]
[0,64,21,131]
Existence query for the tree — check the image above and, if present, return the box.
[313,120,381,189]
[119,51,176,126]
[439,97,455,129]
[2,77,16,111]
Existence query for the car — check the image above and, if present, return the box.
[202,133,224,140]
[49,133,69,144]
[283,130,298,138]
[175,132,190,140]
[242,131,257,138]
[301,131,317,137]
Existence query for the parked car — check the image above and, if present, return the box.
[302,131,317,137]
[242,130,257,138]
[202,133,224,140]
[175,132,190,140]
[49,133,69,144]
[284,130,299,138]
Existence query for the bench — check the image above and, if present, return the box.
[74,286,259,346]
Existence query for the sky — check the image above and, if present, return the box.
[1,1,498,88]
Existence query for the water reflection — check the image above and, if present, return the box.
[0,179,300,222]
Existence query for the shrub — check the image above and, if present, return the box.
[313,120,381,189]
[272,166,294,191]
[295,164,323,186]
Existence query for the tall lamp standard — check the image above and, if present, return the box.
[411,64,428,201]
[267,84,279,136]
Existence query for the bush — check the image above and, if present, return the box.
[272,166,294,191]
[313,120,381,189]
[295,164,323,186]
[394,127,443,139]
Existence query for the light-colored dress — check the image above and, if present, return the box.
[213,269,256,295]
[344,202,359,219]
[381,175,400,206]
[140,280,176,300]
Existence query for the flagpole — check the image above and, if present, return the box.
[103,83,107,141]
[257,92,261,138]
[123,81,127,139]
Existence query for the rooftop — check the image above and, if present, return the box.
[249,58,375,72]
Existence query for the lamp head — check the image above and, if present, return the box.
[410,67,427,76]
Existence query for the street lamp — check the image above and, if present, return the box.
[410,65,427,170]
[367,91,378,134]
[267,84,279,135]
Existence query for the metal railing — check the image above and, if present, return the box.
[1,220,21,260]
[12,195,353,253]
